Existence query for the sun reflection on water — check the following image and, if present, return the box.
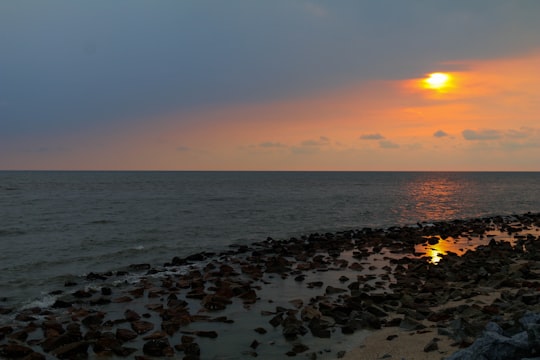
[401,173,469,224]
[417,236,470,264]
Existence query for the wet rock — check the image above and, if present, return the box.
[82,313,105,329]
[129,263,151,271]
[131,320,154,334]
[254,327,267,334]
[292,343,309,353]
[52,341,89,359]
[325,286,347,295]
[116,328,138,341]
[143,338,174,357]
[124,309,141,322]
[52,299,73,309]
[269,313,284,327]
[308,318,331,338]
[0,344,35,358]
[101,287,112,296]
[194,330,218,338]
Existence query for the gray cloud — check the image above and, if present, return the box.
[433,130,449,138]
[379,140,400,149]
[506,129,529,139]
[176,146,191,152]
[301,136,330,147]
[360,133,385,140]
[259,142,287,148]
[462,129,503,140]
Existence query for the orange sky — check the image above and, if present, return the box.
[2,2,540,171]
[41,50,538,171]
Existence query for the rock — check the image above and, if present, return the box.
[445,323,530,360]
[124,309,141,322]
[325,286,347,295]
[0,344,34,358]
[129,263,151,271]
[131,320,154,334]
[292,343,309,353]
[195,330,218,338]
[301,306,321,321]
[366,304,388,317]
[254,327,267,334]
[52,299,73,308]
[269,313,284,327]
[424,338,439,352]
[143,339,174,357]
[399,316,426,331]
[52,341,89,359]
[101,287,112,295]
[82,313,104,329]
[308,318,331,338]
[116,328,138,341]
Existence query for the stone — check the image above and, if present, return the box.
[52,341,89,359]
[254,327,267,334]
[325,286,347,295]
[131,320,154,334]
[143,339,174,357]
[195,330,218,338]
[116,328,138,341]
[424,338,439,352]
[0,344,34,358]
[399,316,426,331]
[124,309,141,322]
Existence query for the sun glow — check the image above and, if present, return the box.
[423,72,452,91]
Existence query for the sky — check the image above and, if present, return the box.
[1,0,540,170]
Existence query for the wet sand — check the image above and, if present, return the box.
[1,213,540,359]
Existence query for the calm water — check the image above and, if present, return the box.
[1,171,539,307]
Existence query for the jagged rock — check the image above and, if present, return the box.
[446,322,530,360]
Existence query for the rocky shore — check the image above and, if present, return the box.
[1,212,540,359]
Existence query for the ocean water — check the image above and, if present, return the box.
[1,171,539,308]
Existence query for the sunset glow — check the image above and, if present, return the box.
[1,2,539,171]
[423,72,452,91]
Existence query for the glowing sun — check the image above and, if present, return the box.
[423,72,452,91]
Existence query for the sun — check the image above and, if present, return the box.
[423,72,452,91]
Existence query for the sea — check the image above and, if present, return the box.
[1,171,539,310]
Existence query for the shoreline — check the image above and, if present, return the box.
[1,212,540,359]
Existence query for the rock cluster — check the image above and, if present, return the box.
[0,212,539,359]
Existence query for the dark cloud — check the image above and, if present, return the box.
[462,129,502,140]
[360,133,385,140]
[2,1,540,139]
[433,130,449,138]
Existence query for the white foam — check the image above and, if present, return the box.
[21,293,57,310]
